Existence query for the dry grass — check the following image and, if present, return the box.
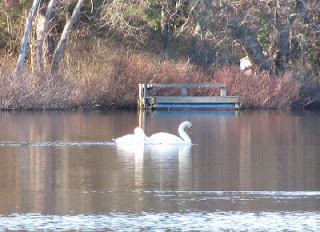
[214,66,301,109]
[0,51,303,110]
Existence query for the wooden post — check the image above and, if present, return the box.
[138,83,148,108]
[143,84,148,108]
[181,88,187,96]
[220,86,227,96]
[138,84,143,108]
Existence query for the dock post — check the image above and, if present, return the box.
[138,83,148,108]
[143,84,148,108]
[220,86,227,96]
[181,88,187,96]
[138,84,141,108]
[138,84,143,108]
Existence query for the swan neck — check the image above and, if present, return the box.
[178,125,191,143]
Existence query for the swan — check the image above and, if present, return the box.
[113,127,149,145]
[149,121,192,144]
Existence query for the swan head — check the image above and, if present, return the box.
[179,121,192,133]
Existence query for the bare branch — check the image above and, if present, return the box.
[175,0,201,37]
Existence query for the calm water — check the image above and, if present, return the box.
[0,110,319,231]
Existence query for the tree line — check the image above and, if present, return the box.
[0,0,319,79]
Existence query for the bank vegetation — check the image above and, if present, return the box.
[0,0,319,110]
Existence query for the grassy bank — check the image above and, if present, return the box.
[0,51,310,110]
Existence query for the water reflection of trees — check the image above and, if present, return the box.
[236,111,320,191]
[0,111,319,215]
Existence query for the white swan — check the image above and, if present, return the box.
[149,121,192,144]
[114,127,149,145]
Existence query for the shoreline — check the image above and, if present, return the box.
[1,64,319,111]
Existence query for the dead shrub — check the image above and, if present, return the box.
[0,53,305,110]
[214,66,301,108]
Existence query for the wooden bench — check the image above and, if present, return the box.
[138,83,240,110]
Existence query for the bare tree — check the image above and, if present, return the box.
[13,0,318,76]
[16,0,41,73]
[36,0,56,72]
[100,0,151,43]
[226,4,272,72]
[160,0,189,52]
[289,0,320,69]
[51,0,85,74]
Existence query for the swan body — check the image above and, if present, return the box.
[114,127,149,145]
[150,121,192,144]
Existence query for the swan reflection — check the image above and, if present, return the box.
[116,144,145,157]
[116,144,192,172]
[117,143,191,171]
[116,144,192,157]
[116,144,192,189]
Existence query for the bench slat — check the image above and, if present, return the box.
[152,96,240,104]
[148,83,226,89]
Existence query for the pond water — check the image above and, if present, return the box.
[0,110,319,231]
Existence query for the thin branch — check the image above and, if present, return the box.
[175,0,200,37]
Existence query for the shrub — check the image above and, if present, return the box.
[214,66,301,109]
[0,53,305,110]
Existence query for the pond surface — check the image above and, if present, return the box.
[0,110,319,231]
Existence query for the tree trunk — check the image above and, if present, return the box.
[227,10,272,72]
[51,0,84,74]
[16,0,41,73]
[273,0,290,74]
[160,1,170,52]
[190,0,213,68]
[37,0,55,72]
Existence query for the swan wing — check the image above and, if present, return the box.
[148,121,192,145]
[115,134,136,144]
[115,130,149,145]
[150,132,184,144]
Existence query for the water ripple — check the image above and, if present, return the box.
[0,211,318,232]
[152,190,320,198]
[0,141,115,147]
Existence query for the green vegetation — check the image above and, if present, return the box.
[257,19,272,52]
[0,0,319,110]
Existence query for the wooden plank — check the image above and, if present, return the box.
[153,103,237,109]
[152,96,240,104]
[147,83,226,89]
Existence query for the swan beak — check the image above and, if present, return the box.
[188,127,192,134]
